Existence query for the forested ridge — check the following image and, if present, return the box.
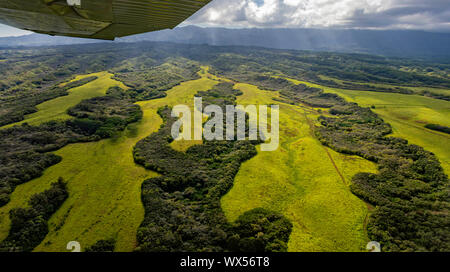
[1,42,449,121]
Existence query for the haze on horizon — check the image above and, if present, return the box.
[0,0,449,37]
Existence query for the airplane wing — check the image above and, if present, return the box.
[0,0,211,40]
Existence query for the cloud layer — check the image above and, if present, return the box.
[187,0,450,31]
[0,0,449,36]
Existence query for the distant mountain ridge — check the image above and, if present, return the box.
[1,26,450,60]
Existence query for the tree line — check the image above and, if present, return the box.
[133,83,292,252]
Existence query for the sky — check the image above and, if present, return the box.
[1,0,449,37]
[186,0,450,31]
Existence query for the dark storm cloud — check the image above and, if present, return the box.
[343,0,450,31]
[1,0,449,36]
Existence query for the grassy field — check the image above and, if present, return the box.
[285,78,450,175]
[2,67,415,252]
[318,74,450,97]
[2,72,125,129]
[0,68,219,252]
[221,83,378,252]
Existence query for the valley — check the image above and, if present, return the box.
[221,83,377,252]
[0,68,378,252]
[0,68,217,251]
[284,78,450,175]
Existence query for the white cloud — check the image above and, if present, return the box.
[0,0,448,36]
[187,0,450,31]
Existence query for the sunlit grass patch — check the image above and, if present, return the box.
[3,72,127,128]
[0,68,219,252]
[284,77,450,175]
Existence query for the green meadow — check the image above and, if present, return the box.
[2,72,125,128]
[4,66,438,252]
[221,83,377,252]
[285,78,450,175]
[0,68,219,252]
[318,74,450,97]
